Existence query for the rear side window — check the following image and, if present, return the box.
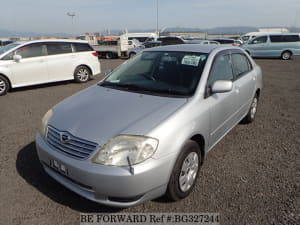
[46,42,72,55]
[15,44,44,58]
[73,43,93,52]
[231,54,251,78]
[270,35,300,42]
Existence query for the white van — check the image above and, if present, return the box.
[0,39,101,95]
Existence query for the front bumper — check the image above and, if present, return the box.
[35,133,175,207]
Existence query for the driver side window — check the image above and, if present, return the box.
[250,36,267,44]
[207,54,233,87]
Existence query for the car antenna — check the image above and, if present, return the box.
[127,156,135,175]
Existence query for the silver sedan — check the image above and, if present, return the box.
[36,44,262,207]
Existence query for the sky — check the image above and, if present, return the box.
[1,0,300,35]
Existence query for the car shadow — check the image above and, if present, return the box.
[16,142,122,213]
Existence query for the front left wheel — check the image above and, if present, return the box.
[74,66,91,83]
[0,75,10,96]
[281,51,291,60]
[166,140,202,201]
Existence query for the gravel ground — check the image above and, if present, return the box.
[0,57,299,225]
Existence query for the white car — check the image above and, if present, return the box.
[0,39,101,95]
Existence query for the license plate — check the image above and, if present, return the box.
[50,159,68,175]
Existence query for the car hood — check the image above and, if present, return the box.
[50,85,187,145]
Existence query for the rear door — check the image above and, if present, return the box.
[9,43,48,86]
[231,51,256,118]
[45,42,75,82]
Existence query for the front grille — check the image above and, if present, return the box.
[46,126,98,160]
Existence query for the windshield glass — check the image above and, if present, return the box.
[100,51,208,97]
[0,43,20,55]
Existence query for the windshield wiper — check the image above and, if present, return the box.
[99,82,190,97]
[153,88,188,96]
[99,82,152,92]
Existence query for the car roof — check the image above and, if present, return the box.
[14,39,89,45]
[144,44,224,53]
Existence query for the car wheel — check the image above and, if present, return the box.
[166,140,201,201]
[129,52,136,58]
[0,75,9,96]
[74,66,91,83]
[105,52,113,59]
[281,51,291,60]
[242,94,258,123]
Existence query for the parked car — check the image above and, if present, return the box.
[241,33,300,60]
[210,38,239,46]
[36,44,262,207]
[158,36,186,45]
[185,40,220,45]
[128,41,162,58]
[0,39,101,95]
[0,40,13,47]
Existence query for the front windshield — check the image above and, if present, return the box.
[100,51,208,97]
[0,43,20,55]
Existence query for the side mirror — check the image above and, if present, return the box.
[105,69,113,76]
[13,54,22,62]
[211,80,233,94]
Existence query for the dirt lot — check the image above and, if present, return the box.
[0,57,299,225]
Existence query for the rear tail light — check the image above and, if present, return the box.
[92,52,99,57]
[232,43,238,46]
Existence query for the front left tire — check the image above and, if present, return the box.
[166,140,202,201]
[281,51,292,60]
[0,75,10,96]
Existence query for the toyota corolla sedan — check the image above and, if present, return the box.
[36,44,262,207]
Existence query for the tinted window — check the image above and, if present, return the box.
[0,43,20,55]
[46,42,72,55]
[231,54,251,78]
[270,35,300,42]
[208,54,233,86]
[73,43,93,52]
[15,44,44,58]
[103,51,208,97]
[250,36,267,44]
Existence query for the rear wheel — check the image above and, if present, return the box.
[281,51,291,60]
[166,140,201,201]
[105,52,113,59]
[129,52,136,58]
[74,66,91,83]
[0,75,9,96]
[242,94,258,123]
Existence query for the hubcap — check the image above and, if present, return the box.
[77,68,89,81]
[250,97,258,119]
[179,152,199,192]
[0,79,6,94]
[283,52,290,60]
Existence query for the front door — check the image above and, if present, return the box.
[206,53,240,148]
[9,43,48,87]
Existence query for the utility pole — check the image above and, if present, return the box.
[67,12,76,37]
[156,0,159,35]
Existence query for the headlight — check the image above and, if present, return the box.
[92,135,158,166]
[39,108,54,137]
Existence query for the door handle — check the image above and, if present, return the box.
[235,86,240,93]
